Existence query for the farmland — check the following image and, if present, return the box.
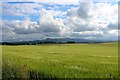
[2,42,119,79]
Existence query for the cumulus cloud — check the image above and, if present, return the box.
[67,8,78,17]
[2,0,79,5]
[38,13,61,33]
[107,22,118,30]
[2,16,62,34]
[2,11,66,41]
[77,2,92,20]
[2,2,43,16]
[65,2,118,40]
[2,0,119,3]
[1,1,118,42]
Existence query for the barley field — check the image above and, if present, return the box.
[2,42,119,79]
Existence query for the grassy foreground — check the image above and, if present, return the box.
[2,42,119,79]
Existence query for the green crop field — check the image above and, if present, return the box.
[2,42,119,79]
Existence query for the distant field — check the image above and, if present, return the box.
[2,42,119,79]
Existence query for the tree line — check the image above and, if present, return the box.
[1,41,77,45]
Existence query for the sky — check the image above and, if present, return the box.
[1,0,119,42]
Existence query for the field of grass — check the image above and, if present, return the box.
[2,42,119,79]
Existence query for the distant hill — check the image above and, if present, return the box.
[1,38,118,45]
[35,38,90,43]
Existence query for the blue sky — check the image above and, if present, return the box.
[1,0,119,42]
[2,2,79,21]
[1,0,119,2]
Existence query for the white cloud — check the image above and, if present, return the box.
[38,13,61,33]
[2,2,43,16]
[2,10,67,41]
[1,0,80,5]
[108,22,118,30]
[77,2,93,20]
[65,2,118,40]
[2,0,119,2]
[1,2,118,42]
